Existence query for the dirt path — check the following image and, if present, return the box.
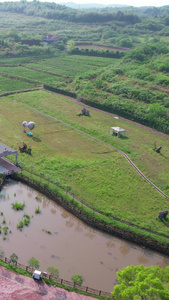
[0,266,96,300]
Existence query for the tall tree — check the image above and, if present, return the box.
[111,265,169,300]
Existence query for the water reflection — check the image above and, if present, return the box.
[1,179,169,292]
[137,254,149,264]
[106,241,115,248]
[61,211,69,218]
[75,222,83,233]
[120,243,130,255]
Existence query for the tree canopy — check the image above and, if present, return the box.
[111,265,169,300]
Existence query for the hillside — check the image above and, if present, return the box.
[0,2,169,146]
[1,0,169,264]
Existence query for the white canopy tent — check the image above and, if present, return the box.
[110,127,126,138]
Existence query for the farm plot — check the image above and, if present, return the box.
[3,92,169,237]
[0,74,35,92]
[0,66,65,86]
[25,62,86,78]
[25,55,115,77]
[76,43,128,52]
[0,56,51,66]
[45,55,115,67]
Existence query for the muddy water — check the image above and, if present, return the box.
[0,179,169,292]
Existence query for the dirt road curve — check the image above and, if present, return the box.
[0,266,95,300]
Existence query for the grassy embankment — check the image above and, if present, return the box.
[0,91,169,244]
[0,260,108,299]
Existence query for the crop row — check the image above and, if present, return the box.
[26,62,95,77]
[0,75,35,92]
[0,67,65,87]
[46,54,114,67]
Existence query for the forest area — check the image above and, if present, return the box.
[0,2,169,132]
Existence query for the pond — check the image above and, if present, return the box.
[0,179,169,292]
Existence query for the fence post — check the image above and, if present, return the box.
[99,291,101,295]
[61,279,63,284]
[5,257,7,263]
[86,287,88,292]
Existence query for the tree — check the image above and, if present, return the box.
[8,28,20,42]
[10,253,18,264]
[111,265,169,300]
[28,257,39,269]
[67,40,75,51]
[47,266,59,277]
[71,274,83,286]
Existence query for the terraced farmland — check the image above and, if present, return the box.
[0,74,35,92]
[0,54,116,92]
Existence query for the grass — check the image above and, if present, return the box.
[0,258,108,299]
[0,75,35,92]
[35,206,40,214]
[0,67,63,86]
[3,226,8,235]
[23,214,31,226]
[17,221,24,230]
[11,202,25,211]
[8,90,169,191]
[0,93,169,238]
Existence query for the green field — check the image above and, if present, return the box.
[0,75,35,92]
[0,54,116,92]
[1,90,169,239]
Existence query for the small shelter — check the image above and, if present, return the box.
[0,143,18,163]
[0,143,20,175]
[42,34,62,44]
[110,127,126,138]
[33,270,41,280]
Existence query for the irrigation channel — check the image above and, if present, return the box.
[0,179,169,293]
